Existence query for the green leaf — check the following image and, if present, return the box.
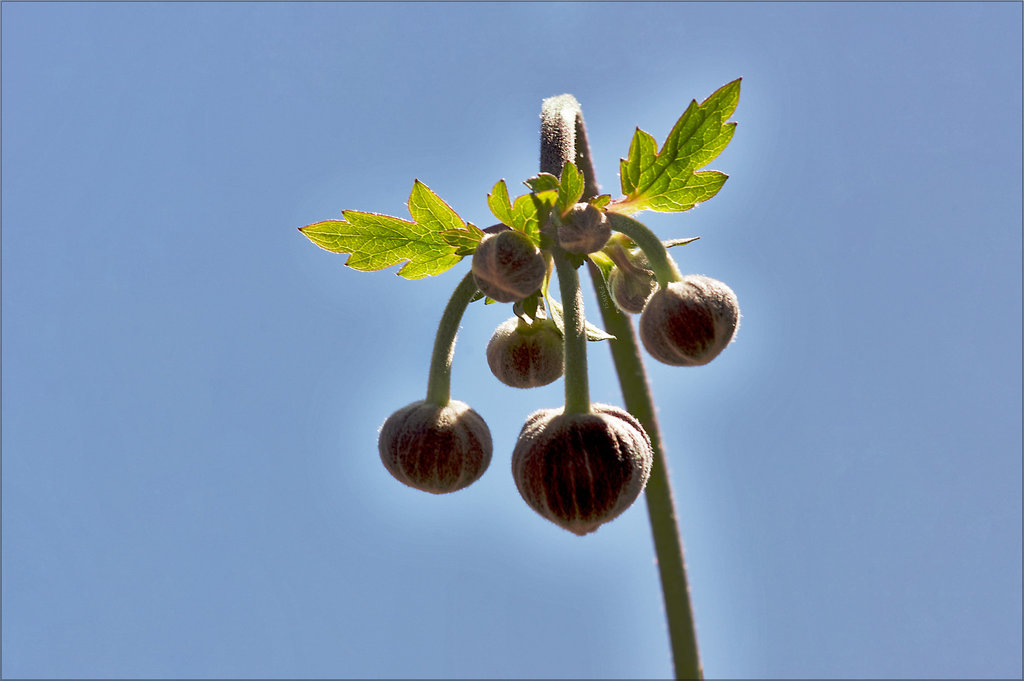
[487,180,515,225]
[546,297,615,341]
[299,211,462,279]
[639,170,728,213]
[408,179,466,233]
[589,194,612,210]
[509,191,557,243]
[524,173,561,193]
[556,161,585,216]
[613,78,741,215]
[514,292,542,325]
[299,180,473,279]
[441,221,484,255]
[620,128,658,197]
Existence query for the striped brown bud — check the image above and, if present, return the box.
[607,250,657,314]
[379,400,492,494]
[471,230,546,303]
[558,203,611,255]
[639,275,739,366]
[486,316,564,389]
[511,404,652,535]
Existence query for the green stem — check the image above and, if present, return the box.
[606,212,684,288]
[588,260,703,680]
[552,248,590,415]
[424,271,480,407]
[541,93,702,679]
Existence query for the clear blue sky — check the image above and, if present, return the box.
[2,2,1021,679]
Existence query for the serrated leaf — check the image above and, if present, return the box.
[546,297,615,341]
[300,179,474,278]
[620,127,658,196]
[509,191,557,243]
[299,211,462,279]
[487,180,515,226]
[613,78,741,215]
[556,161,585,216]
[640,170,729,212]
[408,179,466,233]
[589,194,612,210]
[524,173,561,193]
[441,223,483,253]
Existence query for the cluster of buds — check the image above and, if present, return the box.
[377,195,738,535]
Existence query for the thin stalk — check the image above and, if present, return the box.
[606,212,684,288]
[588,260,702,679]
[424,271,480,407]
[552,247,590,415]
[541,93,702,679]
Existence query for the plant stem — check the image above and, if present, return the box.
[606,212,684,288]
[588,260,703,680]
[552,248,590,415]
[541,93,702,679]
[425,271,480,407]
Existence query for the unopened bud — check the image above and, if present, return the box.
[558,203,611,255]
[639,275,739,366]
[607,249,657,314]
[511,404,653,535]
[486,316,564,388]
[472,230,546,303]
[379,400,492,494]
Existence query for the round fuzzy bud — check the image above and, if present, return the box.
[486,316,564,388]
[607,251,657,314]
[379,400,492,494]
[472,231,546,303]
[511,404,653,536]
[558,203,612,254]
[639,275,739,366]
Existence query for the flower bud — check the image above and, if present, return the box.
[558,203,612,254]
[472,230,546,303]
[639,275,739,366]
[511,404,653,536]
[379,400,492,494]
[486,316,564,388]
[606,250,657,314]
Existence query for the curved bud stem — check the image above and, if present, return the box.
[606,212,684,288]
[542,93,702,679]
[606,243,651,277]
[425,271,480,407]
[552,246,591,415]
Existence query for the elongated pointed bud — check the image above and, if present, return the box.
[379,400,492,494]
[639,275,739,366]
[511,404,653,535]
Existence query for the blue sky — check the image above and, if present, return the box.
[2,2,1021,679]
